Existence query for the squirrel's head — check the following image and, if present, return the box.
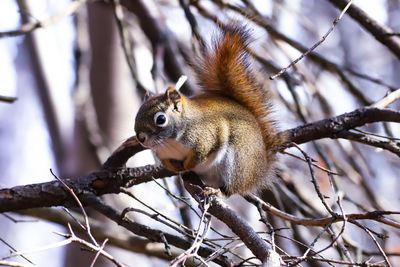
[135,86,186,148]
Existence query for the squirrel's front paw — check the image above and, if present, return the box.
[203,186,222,197]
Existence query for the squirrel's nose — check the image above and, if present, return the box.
[137,132,148,144]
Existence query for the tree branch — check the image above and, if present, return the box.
[281,107,400,147]
[86,196,233,267]
[1,107,399,212]
[326,0,400,60]
[0,165,173,213]
[0,0,86,38]
[245,194,400,229]
[182,173,278,264]
[0,95,18,103]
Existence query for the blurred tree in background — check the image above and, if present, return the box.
[0,0,399,266]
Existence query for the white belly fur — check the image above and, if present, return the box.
[192,144,232,189]
[154,138,191,160]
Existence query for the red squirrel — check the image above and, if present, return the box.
[134,25,284,195]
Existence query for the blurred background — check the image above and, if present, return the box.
[0,0,399,266]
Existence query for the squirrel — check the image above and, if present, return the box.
[134,24,284,196]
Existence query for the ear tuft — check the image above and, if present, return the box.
[144,90,154,101]
[165,86,182,112]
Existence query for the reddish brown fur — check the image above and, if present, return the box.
[135,25,285,195]
[196,25,283,153]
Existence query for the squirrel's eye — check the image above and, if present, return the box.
[154,112,168,127]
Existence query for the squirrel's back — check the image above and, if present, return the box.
[195,25,282,151]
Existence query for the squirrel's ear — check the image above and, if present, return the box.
[165,86,183,112]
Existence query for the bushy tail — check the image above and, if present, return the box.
[196,24,283,150]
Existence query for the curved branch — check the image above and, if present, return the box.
[245,194,400,229]
[281,107,400,146]
[336,130,400,156]
[102,136,145,169]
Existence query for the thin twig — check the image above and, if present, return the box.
[0,0,86,38]
[351,220,392,267]
[270,0,354,79]
[336,130,400,157]
[111,0,147,94]
[122,207,191,238]
[1,238,73,261]
[0,260,29,267]
[0,95,18,103]
[170,196,212,267]
[120,188,195,235]
[54,231,125,267]
[90,238,109,267]
[0,238,34,265]
[292,143,336,216]
[282,151,341,175]
[50,169,98,246]
[245,194,400,229]
[372,88,400,108]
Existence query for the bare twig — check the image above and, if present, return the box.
[351,220,392,267]
[282,107,400,147]
[282,151,340,175]
[270,0,354,79]
[54,229,125,267]
[1,238,72,261]
[50,169,98,246]
[182,174,281,265]
[245,194,400,229]
[0,0,86,38]
[336,130,400,157]
[111,0,147,94]
[120,188,195,236]
[0,260,29,267]
[0,238,34,265]
[372,88,400,109]
[292,143,335,215]
[0,95,17,103]
[178,0,205,47]
[86,195,233,267]
[327,0,400,59]
[170,197,212,267]
[90,238,109,267]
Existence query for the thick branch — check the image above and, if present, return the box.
[182,173,279,264]
[1,107,399,212]
[281,107,400,146]
[102,136,145,169]
[0,166,173,213]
